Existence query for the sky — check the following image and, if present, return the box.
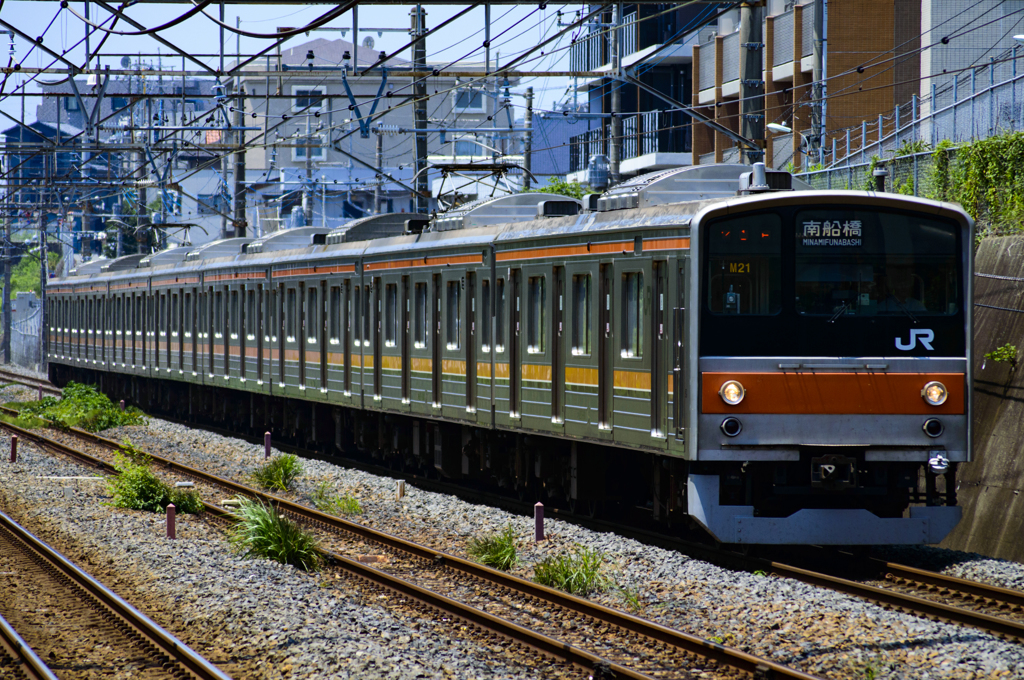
[0,1,586,125]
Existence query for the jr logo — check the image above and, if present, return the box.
[896,329,935,351]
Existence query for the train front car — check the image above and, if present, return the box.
[689,189,972,545]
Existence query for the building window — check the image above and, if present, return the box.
[385,283,397,347]
[527,276,545,354]
[453,89,485,112]
[481,279,491,352]
[293,87,324,111]
[572,274,591,355]
[446,280,461,350]
[495,278,505,353]
[621,271,644,358]
[329,286,341,342]
[64,96,79,112]
[414,282,427,348]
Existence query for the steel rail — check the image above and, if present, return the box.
[870,558,1024,609]
[0,507,232,680]
[0,611,60,680]
[0,412,821,680]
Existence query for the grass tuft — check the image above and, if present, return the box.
[467,524,519,571]
[311,480,362,515]
[533,544,610,596]
[227,497,322,571]
[106,438,203,514]
[12,381,147,432]
[250,454,303,491]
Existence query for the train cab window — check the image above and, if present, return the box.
[413,282,427,348]
[286,288,297,341]
[495,278,506,353]
[446,280,461,350]
[706,213,782,315]
[307,287,318,343]
[572,274,591,355]
[527,276,545,354]
[353,286,362,347]
[793,209,960,317]
[481,280,491,352]
[384,283,397,347]
[621,272,643,358]
[329,286,341,343]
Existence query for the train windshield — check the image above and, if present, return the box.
[706,213,782,315]
[794,210,959,317]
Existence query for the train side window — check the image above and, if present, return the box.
[527,275,545,354]
[184,294,192,337]
[363,285,372,346]
[481,279,491,352]
[353,286,362,347]
[171,294,179,336]
[230,290,240,339]
[286,288,297,341]
[385,283,397,347]
[446,280,461,350]
[621,271,644,358]
[268,290,277,342]
[414,282,427,348]
[214,292,223,338]
[307,286,318,343]
[495,278,505,353]
[329,286,341,343]
[159,294,167,334]
[572,274,591,356]
[247,290,256,339]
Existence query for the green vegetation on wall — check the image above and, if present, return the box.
[7,252,59,299]
[525,177,591,200]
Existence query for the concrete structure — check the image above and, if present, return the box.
[943,235,1024,561]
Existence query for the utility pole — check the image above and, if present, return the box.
[811,0,824,165]
[233,85,247,237]
[523,87,534,190]
[375,130,384,213]
[739,1,765,164]
[608,5,621,185]
[2,192,10,364]
[38,173,46,372]
[412,6,429,214]
[302,111,313,226]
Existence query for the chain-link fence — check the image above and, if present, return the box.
[12,306,41,370]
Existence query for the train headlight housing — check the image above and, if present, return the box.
[719,380,745,405]
[922,381,948,406]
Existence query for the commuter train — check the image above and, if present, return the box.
[46,164,972,545]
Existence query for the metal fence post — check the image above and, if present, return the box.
[931,84,937,147]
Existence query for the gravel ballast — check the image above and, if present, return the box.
[1,378,1024,678]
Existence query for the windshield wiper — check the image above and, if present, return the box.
[827,300,850,323]
[886,293,919,324]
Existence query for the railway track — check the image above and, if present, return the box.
[0,410,821,680]
[0,504,231,680]
[0,610,58,680]
[5,374,1024,651]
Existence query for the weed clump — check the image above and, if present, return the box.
[15,382,147,432]
[227,497,322,571]
[312,480,361,515]
[106,438,203,514]
[533,545,610,597]
[251,454,303,491]
[467,524,519,571]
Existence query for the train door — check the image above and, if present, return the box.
[612,256,655,447]
[373,277,382,401]
[431,274,442,408]
[651,261,667,437]
[466,271,476,413]
[223,286,232,379]
[401,276,411,404]
[176,289,184,372]
[598,264,612,429]
[673,259,688,441]
[509,268,522,420]
[552,266,565,427]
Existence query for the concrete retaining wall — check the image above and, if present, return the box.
[941,235,1024,560]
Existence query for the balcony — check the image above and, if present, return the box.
[568,111,691,177]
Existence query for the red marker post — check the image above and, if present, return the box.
[166,504,176,539]
[534,502,545,542]
[9,435,16,463]
[264,432,271,460]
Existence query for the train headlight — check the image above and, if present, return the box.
[719,380,745,405]
[922,381,948,406]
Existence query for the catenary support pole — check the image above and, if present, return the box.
[375,131,384,214]
[233,85,247,237]
[739,0,764,164]
[412,6,429,214]
[608,5,621,184]
[523,87,533,190]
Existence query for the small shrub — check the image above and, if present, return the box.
[467,524,519,571]
[985,344,1018,371]
[227,497,322,571]
[312,480,361,516]
[15,382,146,432]
[251,454,303,491]
[106,439,202,514]
[533,544,610,596]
